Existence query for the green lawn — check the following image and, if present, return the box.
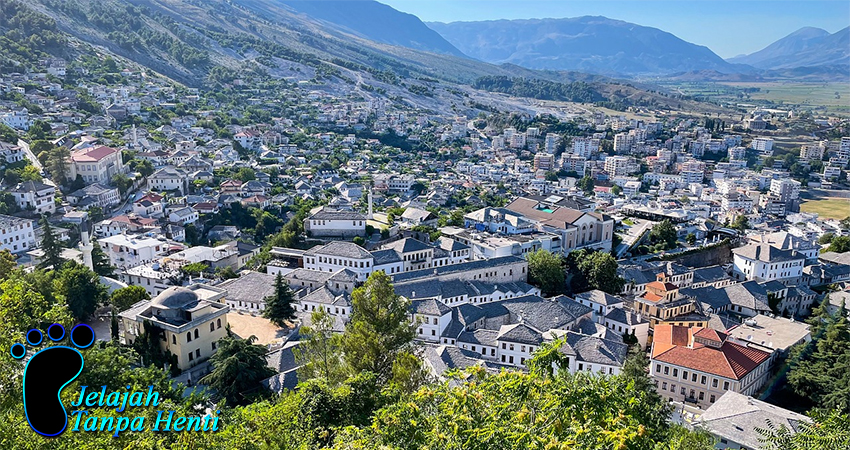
[800,198,850,220]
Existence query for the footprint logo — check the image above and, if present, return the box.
[10,323,95,437]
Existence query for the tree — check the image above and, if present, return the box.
[56,261,108,321]
[88,205,105,223]
[181,262,209,276]
[353,236,365,247]
[650,219,678,248]
[787,298,850,413]
[111,173,132,195]
[611,184,622,196]
[38,216,65,270]
[525,248,565,296]
[758,410,850,450]
[262,274,297,327]
[819,233,835,245]
[571,249,624,294]
[234,167,256,182]
[294,308,346,386]
[45,146,70,183]
[577,174,595,194]
[110,285,150,312]
[685,233,697,245]
[827,235,850,253]
[110,308,119,341]
[89,238,113,277]
[201,335,275,405]
[342,271,415,383]
[0,249,17,281]
[731,214,750,232]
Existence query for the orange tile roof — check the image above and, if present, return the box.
[71,145,118,162]
[651,325,770,380]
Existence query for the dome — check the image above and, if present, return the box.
[150,287,199,309]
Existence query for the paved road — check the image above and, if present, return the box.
[17,138,57,187]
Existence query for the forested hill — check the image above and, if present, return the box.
[472,76,607,103]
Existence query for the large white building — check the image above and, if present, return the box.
[650,325,771,409]
[147,167,189,194]
[0,215,36,254]
[750,137,774,155]
[10,181,56,215]
[303,207,366,238]
[69,146,124,184]
[732,243,805,285]
[99,234,168,270]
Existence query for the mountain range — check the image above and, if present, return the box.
[727,26,850,70]
[427,16,748,76]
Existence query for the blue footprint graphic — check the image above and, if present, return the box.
[10,323,95,437]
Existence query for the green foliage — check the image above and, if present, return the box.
[294,308,346,386]
[38,217,64,270]
[262,274,297,327]
[786,296,850,413]
[525,248,565,296]
[89,238,113,277]
[472,76,606,103]
[649,219,678,249]
[685,233,697,245]
[109,285,150,312]
[568,249,624,294]
[342,271,415,384]
[826,235,850,253]
[731,214,750,231]
[56,260,108,321]
[201,335,275,406]
[577,175,595,194]
[758,409,850,450]
[818,233,835,245]
[180,262,209,276]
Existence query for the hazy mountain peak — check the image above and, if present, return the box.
[428,16,739,76]
[727,26,849,70]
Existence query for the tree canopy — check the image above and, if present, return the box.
[262,273,297,327]
[526,248,565,296]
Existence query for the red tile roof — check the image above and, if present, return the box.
[71,145,118,162]
[651,325,770,380]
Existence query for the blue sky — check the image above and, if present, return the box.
[381,0,850,58]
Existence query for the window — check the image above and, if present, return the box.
[194,329,199,339]
[723,381,729,390]
[710,395,716,403]
[691,373,697,382]
[672,369,678,377]
[698,392,704,401]
[210,323,215,332]
[680,387,686,395]
[187,333,192,343]
[682,371,688,380]
[655,364,661,373]
[701,375,707,385]
[172,335,176,344]
[663,366,669,375]
[217,319,221,329]
[662,382,667,390]
[712,379,718,388]
[212,341,217,350]
[195,349,200,358]
[188,353,193,362]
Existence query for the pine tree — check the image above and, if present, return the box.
[201,335,275,405]
[262,273,297,327]
[38,216,64,270]
[90,238,113,277]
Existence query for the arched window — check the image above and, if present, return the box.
[172,335,176,345]
[217,319,221,329]
[186,332,192,342]
[210,323,215,332]
[194,329,199,339]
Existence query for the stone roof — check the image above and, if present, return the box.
[497,323,544,346]
[410,298,451,316]
[699,391,810,450]
[561,331,628,366]
[305,241,372,259]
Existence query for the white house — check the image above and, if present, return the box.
[412,298,452,343]
[303,207,366,238]
[68,145,124,184]
[732,243,805,285]
[147,167,188,194]
[99,234,167,270]
[10,181,56,215]
[0,215,36,253]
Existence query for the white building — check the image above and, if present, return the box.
[303,207,366,238]
[10,181,56,215]
[0,215,36,254]
[732,243,805,284]
[99,234,168,270]
[69,146,124,184]
[1,108,32,130]
[147,167,188,194]
[750,137,774,155]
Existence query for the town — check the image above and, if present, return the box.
[0,1,848,448]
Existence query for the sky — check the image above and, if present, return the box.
[381,0,850,58]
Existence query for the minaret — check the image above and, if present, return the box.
[367,187,373,220]
[80,220,94,271]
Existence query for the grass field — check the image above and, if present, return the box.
[663,81,850,115]
[800,198,850,220]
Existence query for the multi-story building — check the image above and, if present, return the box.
[571,137,599,158]
[0,214,36,254]
[119,285,229,371]
[99,234,168,270]
[799,143,825,162]
[304,207,366,238]
[604,156,632,177]
[650,324,771,409]
[1,108,32,130]
[560,154,586,175]
[502,196,616,253]
[68,146,124,184]
[732,243,805,285]
[0,140,25,163]
[132,193,165,218]
[533,153,555,171]
[148,167,189,194]
[750,137,774,155]
[10,181,56,215]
